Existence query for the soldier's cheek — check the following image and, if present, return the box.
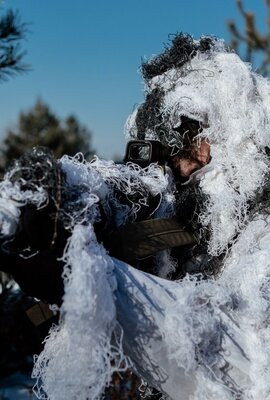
[178,159,202,177]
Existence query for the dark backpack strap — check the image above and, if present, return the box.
[106,218,196,263]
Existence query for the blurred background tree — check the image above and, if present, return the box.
[1,99,94,170]
[0,9,94,171]
[227,0,270,76]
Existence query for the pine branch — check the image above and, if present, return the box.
[0,9,30,81]
[0,9,27,41]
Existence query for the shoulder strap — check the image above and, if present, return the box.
[106,218,196,263]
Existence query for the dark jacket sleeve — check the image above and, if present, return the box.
[0,206,69,305]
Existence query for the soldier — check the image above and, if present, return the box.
[1,33,268,399]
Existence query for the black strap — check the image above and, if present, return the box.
[106,218,196,263]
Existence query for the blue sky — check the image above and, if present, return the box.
[0,0,266,159]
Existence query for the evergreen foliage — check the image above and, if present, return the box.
[0,9,30,81]
[1,99,94,169]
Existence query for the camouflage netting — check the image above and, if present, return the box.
[127,33,224,155]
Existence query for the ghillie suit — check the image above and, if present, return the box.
[1,33,270,400]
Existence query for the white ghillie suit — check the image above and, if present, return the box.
[1,34,270,399]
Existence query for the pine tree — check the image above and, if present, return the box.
[1,99,94,169]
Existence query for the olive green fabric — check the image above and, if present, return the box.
[107,218,196,263]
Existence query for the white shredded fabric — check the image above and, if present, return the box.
[31,156,175,400]
[123,42,270,399]
[126,47,270,257]
[1,40,270,400]
[32,224,130,400]
[0,166,48,237]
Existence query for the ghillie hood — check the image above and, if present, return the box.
[126,33,270,256]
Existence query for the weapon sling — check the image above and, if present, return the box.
[106,217,196,263]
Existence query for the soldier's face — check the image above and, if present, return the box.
[172,139,211,177]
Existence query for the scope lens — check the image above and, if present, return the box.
[129,144,150,161]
